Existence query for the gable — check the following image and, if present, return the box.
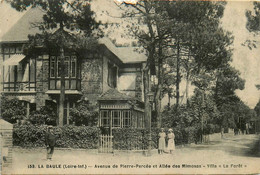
[0,7,147,64]
[0,8,43,43]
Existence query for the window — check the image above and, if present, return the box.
[99,110,135,128]
[9,47,15,54]
[51,55,76,78]
[108,62,117,88]
[112,110,121,128]
[49,55,79,90]
[100,110,110,127]
[122,110,131,127]
[57,56,61,77]
[2,44,36,92]
[71,56,77,78]
[50,56,55,78]
[137,112,144,128]
[4,47,9,53]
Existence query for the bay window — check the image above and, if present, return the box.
[49,55,80,90]
[99,109,143,128]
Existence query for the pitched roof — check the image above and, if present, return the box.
[0,119,13,130]
[98,88,133,101]
[0,7,147,64]
[99,38,147,64]
[117,47,147,63]
[0,8,43,43]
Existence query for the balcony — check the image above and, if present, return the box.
[3,81,36,93]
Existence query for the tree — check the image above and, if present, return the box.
[69,101,98,126]
[8,0,100,126]
[214,65,245,107]
[117,1,163,130]
[118,1,233,128]
[246,2,260,33]
[161,1,234,119]
[254,99,260,117]
[246,2,260,88]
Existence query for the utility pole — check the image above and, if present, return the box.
[201,90,205,143]
[58,46,65,126]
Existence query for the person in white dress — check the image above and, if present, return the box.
[167,128,175,154]
[158,128,166,154]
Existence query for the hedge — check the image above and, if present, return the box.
[13,124,200,150]
[112,127,199,150]
[13,124,100,149]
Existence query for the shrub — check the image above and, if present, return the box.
[1,96,26,124]
[113,128,150,150]
[69,101,98,126]
[27,105,57,125]
[112,127,192,150]
[13,124,100,149]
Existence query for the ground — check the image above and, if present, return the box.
[5,134,260,174]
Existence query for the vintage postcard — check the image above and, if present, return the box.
[0,0,260,174]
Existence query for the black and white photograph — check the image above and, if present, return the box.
[0,0,260,174]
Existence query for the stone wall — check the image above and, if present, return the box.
[0,119,13,174]
[35,55,50,110]
[135,72,143,101]
[81,53,103,103]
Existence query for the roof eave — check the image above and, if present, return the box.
[0,40,29,44]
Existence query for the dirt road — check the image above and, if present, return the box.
[7,134,260,174]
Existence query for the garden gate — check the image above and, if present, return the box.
[98,135,113,153]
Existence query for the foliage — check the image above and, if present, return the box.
[69,101,98,126]
[214,65,245,104]
[254,99,260,117]
[1,96,26,124]
[118,1,234,127]
[246,2,260,33]
[8,0,103,126]
[113,128,149,150]
[112,127,195,150]
[8,0,103,54]
[162,90,221,143]
[27,105,57,126]
[13,123,100,149]
[9,0,101,34]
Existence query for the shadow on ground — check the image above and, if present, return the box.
[246,136,260,157]
[190,135,260,158]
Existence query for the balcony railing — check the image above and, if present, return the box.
[49,78,81,90]
[3,81,36,92]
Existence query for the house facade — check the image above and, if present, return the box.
[0,8,147,129]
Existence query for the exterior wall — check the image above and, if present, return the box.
[0,120,13,174]
[35,55,50,110]
[1,42,144,117]
[135,71,142,100]
[102,55,111,93]
[81,52,120,104]
[81,53,103,103]
[118,66,143,101]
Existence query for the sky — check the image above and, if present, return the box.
[221,2,260,108]
[0,0,260,108]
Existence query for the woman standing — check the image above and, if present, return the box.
[158,128,166,154]
[167,128,175,154]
